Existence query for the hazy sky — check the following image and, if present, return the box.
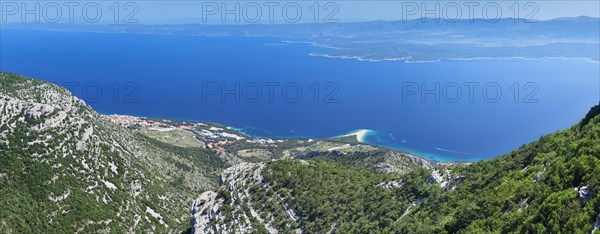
[1,0,599,24]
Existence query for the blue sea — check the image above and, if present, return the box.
[1,29,598,161]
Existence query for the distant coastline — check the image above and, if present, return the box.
[308,52,600,64]
[100,112,463,162]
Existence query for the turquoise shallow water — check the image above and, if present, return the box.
[1,29,598,161]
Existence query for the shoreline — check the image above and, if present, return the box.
[101,113,480,162]
[339,129,376,143]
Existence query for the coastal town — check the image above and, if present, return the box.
[103,114,377,161]
[105,114,286,151]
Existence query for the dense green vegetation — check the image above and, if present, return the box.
[414,104,600,233]
[263,160,435,233]
[297,149,428,174]
[233,105,600,233]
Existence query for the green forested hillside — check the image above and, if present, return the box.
[398,105,600,233]
[262,160,434,233]
[195,105,600,233]
[0,73,228,233]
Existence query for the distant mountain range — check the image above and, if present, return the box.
[3,16,599,62]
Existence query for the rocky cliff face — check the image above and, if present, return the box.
[191,163,263,233]
[191,162,300,233]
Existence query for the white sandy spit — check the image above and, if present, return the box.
[339,129,376,143]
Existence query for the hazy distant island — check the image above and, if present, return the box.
[3,16,599,63]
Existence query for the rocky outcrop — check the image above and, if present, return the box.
[377,180,404,190]
[191,163,274,233]
[131,180,143,197]
[400,197,423,219]
[403,154,434,169]
[373,152,434,174]
[578,185,591,201]
[191,162,304,234]
[428,169,462,191]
